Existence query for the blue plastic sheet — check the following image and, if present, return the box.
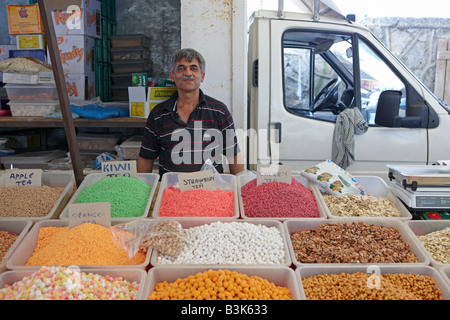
[70,104,129,119]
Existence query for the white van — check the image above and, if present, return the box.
[246,10,450,177]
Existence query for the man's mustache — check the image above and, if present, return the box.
[182,75,194,80]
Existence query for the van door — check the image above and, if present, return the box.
[268,19,432,175]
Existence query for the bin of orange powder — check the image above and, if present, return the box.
[152,172,239,219]
[6,219,152,271]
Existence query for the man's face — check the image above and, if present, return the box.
[169,57,205,93]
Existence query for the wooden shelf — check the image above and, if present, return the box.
[0,116,147,128]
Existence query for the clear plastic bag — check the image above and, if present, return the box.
[110,219,184,259]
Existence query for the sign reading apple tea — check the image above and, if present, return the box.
[178,169,216,192]
[101,160,137,178]
[68,202,111,229]
[257,164,292,185]
[5,169,42,187]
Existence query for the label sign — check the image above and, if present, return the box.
[178,170,216,192]
[257,164,292,185]
[102,160,137,178]
[5,169,42,187]
[68,202,111,228]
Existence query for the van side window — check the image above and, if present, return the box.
[283,30,412,126]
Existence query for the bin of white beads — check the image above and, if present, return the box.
[238,172,327,220]
[58,173,159,220]
[284,218,430,268]
[0,219,32,272]
[320,176,412,220]
[0,171,75,223]
[152,172,239,219]
[150,218,291,267]
[143,266,302,300]
[0,267,147,300]
[405,220,450,270]
[296,265,450,300]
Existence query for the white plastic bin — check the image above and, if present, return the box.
[284,218,430,268]
[440,266,450,287]
[0,219,32,272]
[0,267,147,300]
[152,172,239,219]
[6,219,152,271]
[0,171,75,223]
[238,173,327,220]
[59,173,159,220]
[150,218,291,267]
[143,266,302,300]
[296,265,450,300]
[405,220,450,269]
[320,176,412,220]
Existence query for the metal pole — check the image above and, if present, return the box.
[313,0,321,21]
[278,0,285,19]
[38,0,84,187]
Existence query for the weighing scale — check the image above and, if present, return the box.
[387,164,450,219]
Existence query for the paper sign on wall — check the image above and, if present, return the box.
[68,202,111,228]
[101,160,137,178]
[5,169,42,187]
[257,164,292,185]
[178,170,216,192]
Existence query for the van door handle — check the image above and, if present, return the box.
[270,122,282,143]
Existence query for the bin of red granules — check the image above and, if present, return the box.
[238,172,327,220]
[152,172,239,219]
[0,219,32,272]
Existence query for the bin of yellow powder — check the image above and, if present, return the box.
[143,266,302,300]
[6,219,152,271]
[58,173,159,220]
[0,171,75,223]
[0,219,32,272]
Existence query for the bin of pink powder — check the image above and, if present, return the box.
[238,172,327,220]
[152,172,239,219]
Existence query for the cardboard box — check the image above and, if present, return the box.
[65,71,95,101]
[16,34,46,50]
[128,87,176,118]
[0,133,40,149]
[48,35,95,74]
[52,0,101,38]
[6,4,44,34]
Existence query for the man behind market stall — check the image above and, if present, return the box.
[137,48,244,176]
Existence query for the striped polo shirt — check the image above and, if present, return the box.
[139,89,240,175]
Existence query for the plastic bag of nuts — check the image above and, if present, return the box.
[140,220,183,258]
[110,219,184,259]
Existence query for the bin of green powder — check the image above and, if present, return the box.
[59,173,159,220]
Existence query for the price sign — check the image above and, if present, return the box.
[68,202,111,229]
[101,160,137,178]
[257,164,292,185]
[178,170,216,192]
[5,169,42,187]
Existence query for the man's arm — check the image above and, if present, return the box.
[228,152,244,175]
[137,157,154,173]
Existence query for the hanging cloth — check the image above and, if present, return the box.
[332,107,368,169]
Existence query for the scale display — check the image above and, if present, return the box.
[416,196,450,208]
